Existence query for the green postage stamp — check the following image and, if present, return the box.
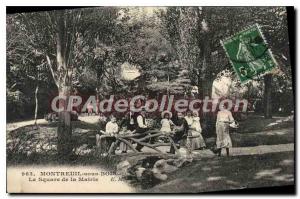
[221,24,278,83]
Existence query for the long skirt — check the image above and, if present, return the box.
[186,130,206,151]
[216,122,232,149]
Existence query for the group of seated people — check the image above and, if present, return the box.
[95,108,207,155]
[96,114,136,154]
[160,110,206,154]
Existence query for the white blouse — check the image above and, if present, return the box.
[105,121,119,134]
[217,110,234,123]
[184,116,193,126]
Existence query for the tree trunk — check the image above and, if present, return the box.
[57,86,72,157]
[198,77,213,99]
[264,74,273,119]
[56,13,73,157]
[196,8,214,136]
[198,77,214,135]
[34,84,39,126]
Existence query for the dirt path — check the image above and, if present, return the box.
[6,119,47,132]
[189,143,294,159]
[6,116,99,132]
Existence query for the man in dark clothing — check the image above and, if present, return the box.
[169,112,189,154]
[134,108,149,152]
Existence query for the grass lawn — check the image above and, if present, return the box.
[231,128,294,147]
[204,128,294,148]
[144,151,294,193]
[236,114,294,134]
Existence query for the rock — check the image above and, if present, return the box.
[150,159,179,181]
[152,169,168,181]
[153,159,178,174]
[117,160,131,176]
[177,148,193,161]
[173,157,192,168]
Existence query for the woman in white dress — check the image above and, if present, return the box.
[215,106,235,156]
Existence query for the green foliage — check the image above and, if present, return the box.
[7,90,30,121]
[6,7,293,121]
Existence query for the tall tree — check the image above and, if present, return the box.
[8,7,120,157]
[7,15,52,124]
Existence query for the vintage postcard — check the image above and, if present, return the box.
[6,6,295,193]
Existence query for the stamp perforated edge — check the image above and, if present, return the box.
[220,23,279,84]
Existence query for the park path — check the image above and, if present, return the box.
[125,142,294,159]
[239,127,293,136]
[230,143,294,156]
[6,116,98,132]
[189,143,294,159]
[6,119,47,132]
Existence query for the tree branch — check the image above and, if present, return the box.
[46,55,59,88]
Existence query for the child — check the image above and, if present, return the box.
[160,111,174,134]
[118,125,135,153]
[184,111,193,126]
[96,115,119,154]
[104,115,119,135]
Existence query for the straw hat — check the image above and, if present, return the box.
[161,110,172,119]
